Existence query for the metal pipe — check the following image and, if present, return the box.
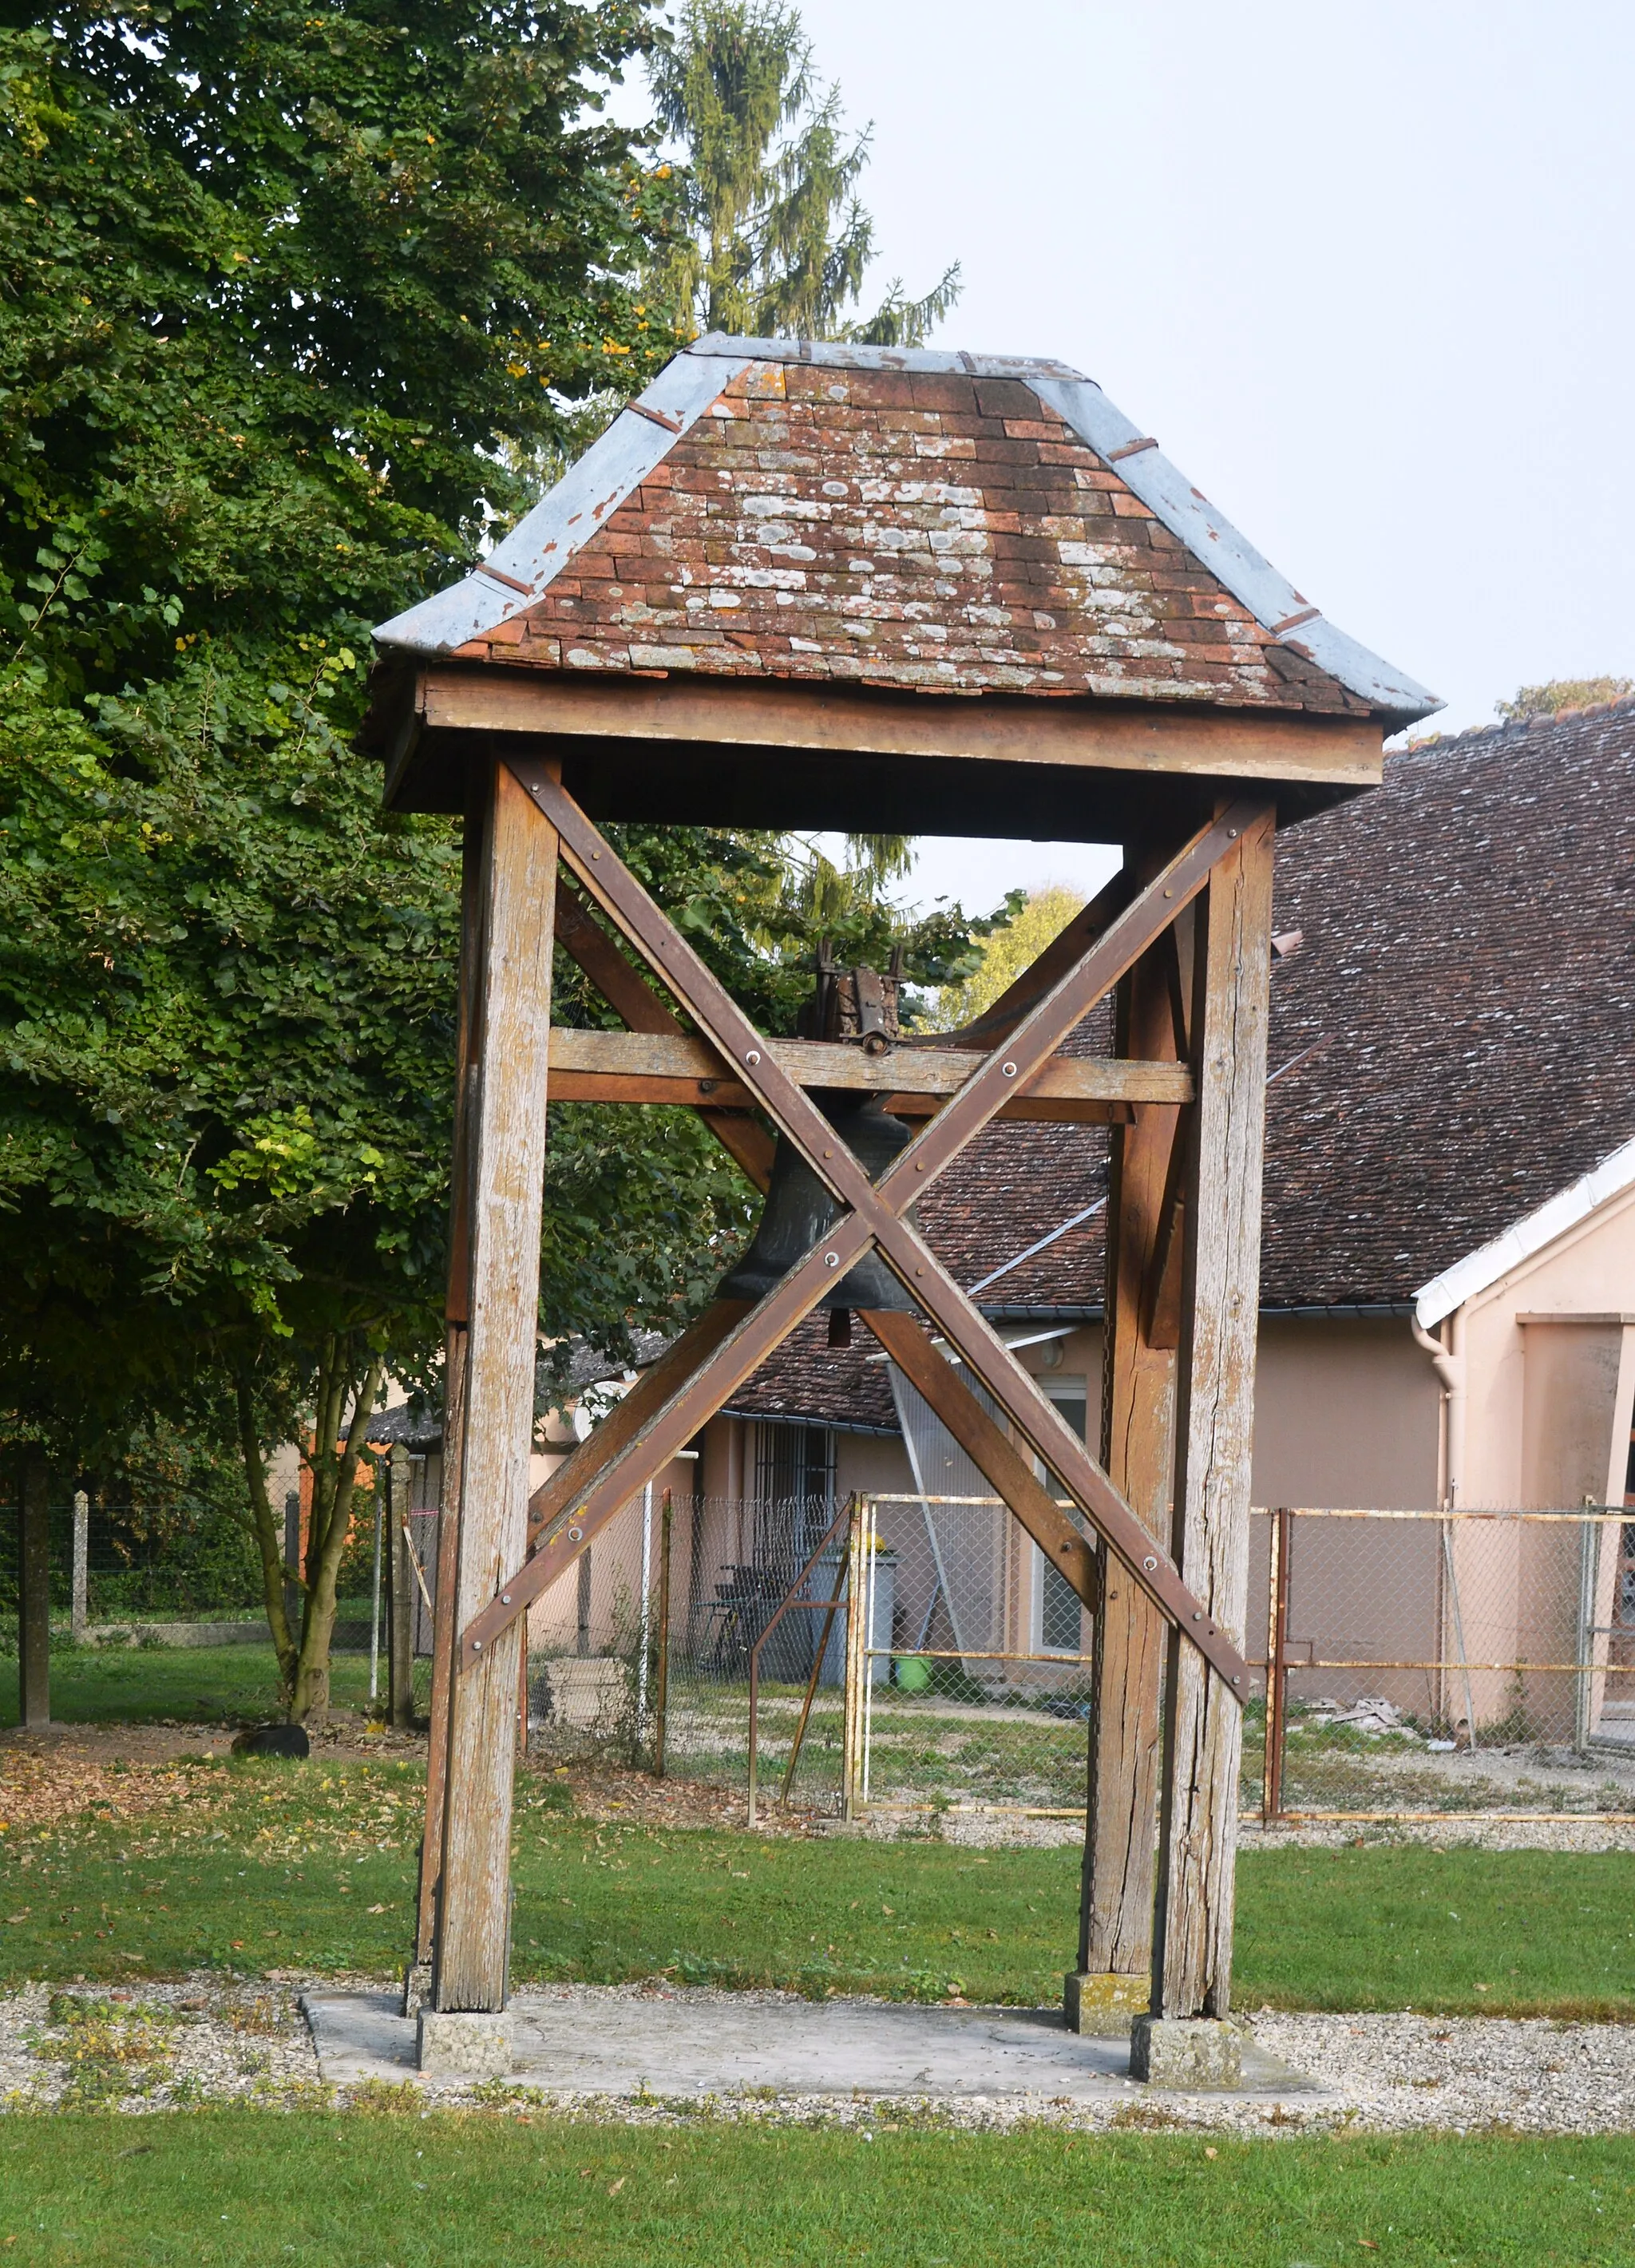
[368,1475,384,1704]
[636,1480,653,1738]
[861,1501,880,1806]
[1263,1506,1291,1824]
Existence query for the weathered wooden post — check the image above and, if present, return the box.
[365,334,1434,2082]
[1134,811,1276,2086]
[1067,884,1190,2035]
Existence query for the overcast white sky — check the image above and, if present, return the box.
[631,2,1635,914]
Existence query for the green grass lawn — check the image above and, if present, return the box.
[5,1757,1635,2017]
[0,1644,376,1728]
[2,2115,1632,2266]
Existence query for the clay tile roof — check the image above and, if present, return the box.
[1260,695,1635,1307]
[729,698,1635,1425]
[376,339,1438,731]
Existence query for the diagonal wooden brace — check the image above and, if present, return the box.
[466,766,1259,1690]
[537,903,1102,1611]
[462,1217,876,1668]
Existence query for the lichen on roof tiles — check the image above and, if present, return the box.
[374,340,1438,730]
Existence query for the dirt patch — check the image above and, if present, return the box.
[535,1759,810,1835]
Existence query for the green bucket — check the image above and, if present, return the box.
[894,1654,932,1693]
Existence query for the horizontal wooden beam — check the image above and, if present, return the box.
[546,1027,1194,1121]
[411,667,1383,792]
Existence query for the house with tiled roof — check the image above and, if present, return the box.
[687,696,1635,1723]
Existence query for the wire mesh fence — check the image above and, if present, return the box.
[1251,1507,1635,1820]
[0,1483,269,1633]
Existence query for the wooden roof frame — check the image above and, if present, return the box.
[385,338,1431,2065]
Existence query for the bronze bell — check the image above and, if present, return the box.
[717,946,921,1318]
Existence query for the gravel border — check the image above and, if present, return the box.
[2,1979,1633,2133]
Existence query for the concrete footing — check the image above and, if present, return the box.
[1130,2016,1242,2089]
[416,2009,514,2079]
[1062,1971,1148,2036]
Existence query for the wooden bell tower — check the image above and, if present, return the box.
[365,335,1438,2068]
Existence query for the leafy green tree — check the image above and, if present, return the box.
[925,885,1083,1032]
[1495,677,1633,722]
[0,2,1002,1720]
[647,0,960,342]
[0,1,682,1715]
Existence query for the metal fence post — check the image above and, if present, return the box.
[1575,1504,1600,1754]
[1262,1506,1291,1823]
[841,1495,866,1821]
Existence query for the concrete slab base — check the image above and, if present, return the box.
[415,2009,514,2079]
[1063,1971,1148,2036]
[1130,2016,1242,2090]
[302,1987,1317,2104]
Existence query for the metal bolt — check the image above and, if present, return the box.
[473,1638,482,1650]
[1228,829,1238,839]
[501,1593,512,1605]
[1142,1554,1158,1572]
[592,849,601,860]
[1001,1062,1017,1079]
[568,1526,582,1542]
[824,1252,840,1269]
[745,1049,761,1067]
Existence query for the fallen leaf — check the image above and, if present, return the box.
[1204,2147,1217,2159]
[366,1904,388,1915]
[1475,1982,1490,1993]
[4,1914,30,1926]
[608,2178,625,2197]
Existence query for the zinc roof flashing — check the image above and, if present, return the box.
[372,334,1440,730]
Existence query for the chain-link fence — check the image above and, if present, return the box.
[0,1483,267,1633]
[1252,1507,1635,1821]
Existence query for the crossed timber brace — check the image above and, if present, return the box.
[456,758,1261,1696]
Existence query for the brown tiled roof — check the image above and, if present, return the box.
[723,1314,901,1433]
[454,364,1362,714]
[732,698,1635,1424]
[1260,697,1635,1306]
[375,341,1437,730]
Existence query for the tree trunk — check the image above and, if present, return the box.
[291,1350,384,1725]
[236,1375,299,1695]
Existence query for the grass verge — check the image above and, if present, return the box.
[2,2115,1633,2266]
[0,1645,375,1728]
[4,1759,1635,2016]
